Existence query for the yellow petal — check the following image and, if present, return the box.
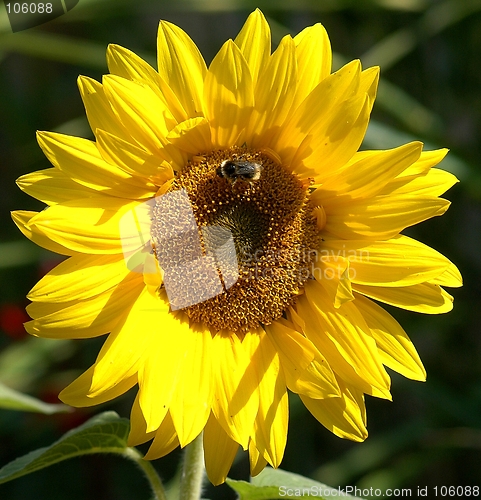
[381,166,458,197]
[95,129,172,185]
[157,20,207,118]
[234,9,271,86]
[143,253,163,292]
[325,194,450,240]
[291,94,371,180]
[251,329,288,468]
[26,197,147,254]
[203,414,239,486]
[321,235,452,287]
[166,117,213,154]
[102,75,186,169]
[300,381,368,442]
[353,282,453,314]
[312,142,423,204]
[298,280,391,399]
[16,168,96,206]
[144,411,180,460]
[11,210,76,256]
[246,35,297,148]
[107,43,160,86]
[248,439,268,477]
[86,289,169,399]
[430,262,462,288]
[293,23,331,108]
[25,275,144,338]
[28,254,133,302]
[203,40,254,148]
[59,366,137,407]
[265,320,339,399]
[107,43,187,123]
[359,66,380,109]
[272,59,361,164]
[313,205,327,231]
[397,148,448,178]
[37,131,155,200]
[77,76,132,142]
[211,332,259,449]
[313,255,354,308]
[102,75,170,148]
[136,301,194,433]
[354,294,426,381]
[169,324,214,447]
[128,393,157,446]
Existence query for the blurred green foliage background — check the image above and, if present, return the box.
[0,0,480,498]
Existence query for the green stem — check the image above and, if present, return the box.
[122,447,167,500]
[179,433,205,500]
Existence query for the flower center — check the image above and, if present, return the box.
[151,147,320,333]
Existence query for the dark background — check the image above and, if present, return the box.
[0,0,480,498]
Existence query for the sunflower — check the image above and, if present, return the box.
[13,10,461,485]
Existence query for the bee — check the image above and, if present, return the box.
[216,159,263,184]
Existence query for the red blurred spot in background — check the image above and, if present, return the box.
[0,303,29,339]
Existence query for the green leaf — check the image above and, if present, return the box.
[0,411,130,484]
[0,241,43,269]
[0,30,109,69]
[0,29,155,70]
[0,337,74,390]
[0,382,69,414]
[227,467,365,499]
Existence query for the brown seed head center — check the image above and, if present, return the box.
[151,147,319,333]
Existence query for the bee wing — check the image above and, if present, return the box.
[235,161,261,175]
